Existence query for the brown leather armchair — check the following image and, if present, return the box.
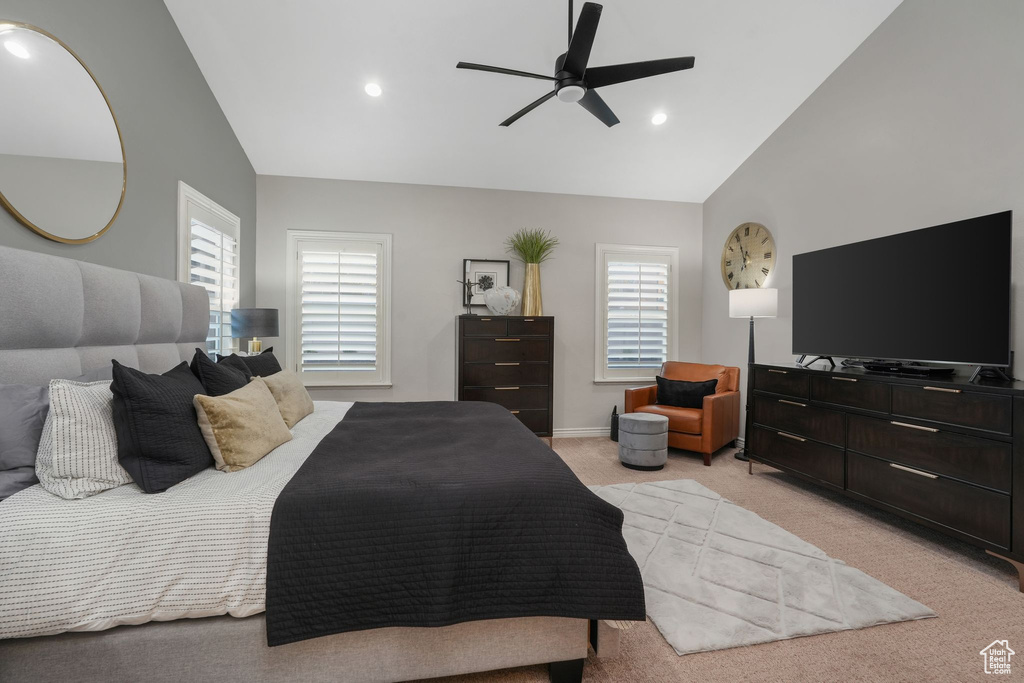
[624,362,741,466]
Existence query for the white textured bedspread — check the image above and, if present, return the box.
[0,401,351,640]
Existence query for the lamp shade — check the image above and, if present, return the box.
[729,288,778,319]
[231,308,279,338]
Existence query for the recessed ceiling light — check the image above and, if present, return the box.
[651,112,667,126]
[4,40,29,59]
[364,83,382,97]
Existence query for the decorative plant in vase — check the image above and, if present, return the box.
[505,228,559,316]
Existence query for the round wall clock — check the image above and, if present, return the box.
[721,222,776,289]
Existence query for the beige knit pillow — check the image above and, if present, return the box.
[193,378,293,472]
[260,370,314,428]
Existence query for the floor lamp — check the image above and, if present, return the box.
[729,288,778,461]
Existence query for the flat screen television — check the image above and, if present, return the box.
[792,211,1012,367]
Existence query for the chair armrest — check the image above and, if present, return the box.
[624,385,657,412]
[701,390,741,454]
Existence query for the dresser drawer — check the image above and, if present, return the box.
[510,408,551,434]
[507,317,552,336]
[891,384,1011,434]
[463,385,549,410]
[847,452,1010,547]
[461,317,508,336]
[754,368,809,399]
[463,338,550,363]
[462,362,550,387]
[810,376,889,412]
[847,415,1011,492]
[752,395,844,446]
[748,426,844,487]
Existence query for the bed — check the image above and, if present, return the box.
[0,245,643,683]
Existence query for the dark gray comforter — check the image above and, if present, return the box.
[265,401,645,646]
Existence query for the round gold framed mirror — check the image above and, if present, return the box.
[0,21,125,244]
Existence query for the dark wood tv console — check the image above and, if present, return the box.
[744,361,1024,591]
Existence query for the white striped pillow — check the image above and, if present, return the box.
[35,380,133,499]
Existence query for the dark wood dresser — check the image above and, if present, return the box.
[457,315,554,439]
[745,362,1024,590]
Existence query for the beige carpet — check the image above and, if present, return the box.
[438,439,1024,683]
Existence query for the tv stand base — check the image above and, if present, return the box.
[970,366,1013,383]
[796,355,836,368]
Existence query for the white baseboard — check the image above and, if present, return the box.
[553,427,611,438]
[552,430,745,447]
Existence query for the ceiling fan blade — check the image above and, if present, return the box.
[456,62,557,81]
[563,2,602,76]
[584,56,695,89]
[578,89,619,127]
[500,90,556,127]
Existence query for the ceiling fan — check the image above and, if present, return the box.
[456,0,695,127]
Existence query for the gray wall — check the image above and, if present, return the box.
[0,0,256,304]
[256,175,703,431]
[701,0,1024,439]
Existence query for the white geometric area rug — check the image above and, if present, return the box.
[590,480,936,655]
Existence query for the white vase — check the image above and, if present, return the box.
[483,286,521,316]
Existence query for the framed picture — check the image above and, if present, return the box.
[463,258,510,307]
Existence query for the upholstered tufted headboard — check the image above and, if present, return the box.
[0,245,210,385]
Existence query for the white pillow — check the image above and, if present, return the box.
[35,380,133,500]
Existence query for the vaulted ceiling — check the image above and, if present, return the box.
[164,0,901,202]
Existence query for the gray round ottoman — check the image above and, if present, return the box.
[618,413,669,471]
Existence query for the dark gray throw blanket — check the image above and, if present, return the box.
[265,401,645,646]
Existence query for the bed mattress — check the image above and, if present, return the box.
[0,401,351,640]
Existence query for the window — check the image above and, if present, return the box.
[177,182,241,357]
[594,243,679,383]
[285,230,392,387]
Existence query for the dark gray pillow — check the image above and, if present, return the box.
[655,377,718,409]
[190,349,248,396]
[0,383,49,501]
[110,361,213,494]
[217,348,282,378]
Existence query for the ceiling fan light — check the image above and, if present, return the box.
[364,82,382,97]
[556,85,585,103]
[651,112,668,125]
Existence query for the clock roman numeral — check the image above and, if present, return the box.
[762,267,770,275]
[725,260,732,266]
[755,279,761,287]
[761,237,768,245]
[764,251,771,259]
[744,225,749,236]
[734,234,741,243]
[727,272,734,281]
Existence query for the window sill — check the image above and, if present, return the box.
[302,383,393,389]
[593,378,657,385]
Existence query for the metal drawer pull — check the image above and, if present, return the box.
[479,318,492,321]
[768,369,788,374]
[510,410,520,414]
[889,463,938,479]
[495,338,520,342]
[832,377,858,382]
[523,318,535,322]
[494,362,520,366]
[923,386,961,393]
[777,431,806,442]
[778,399,807,407]
[890,421,939,433]
[495,386,520,391]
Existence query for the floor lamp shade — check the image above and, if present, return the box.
[729,288,778,319]
[231,308,279,354]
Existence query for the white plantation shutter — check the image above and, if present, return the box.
[595,244,679,382]
[607,260,669,368]
[287,232,392,386]
[177,183,241,357]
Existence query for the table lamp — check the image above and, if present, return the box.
[729,288,777,461]
[231,308,279,355]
